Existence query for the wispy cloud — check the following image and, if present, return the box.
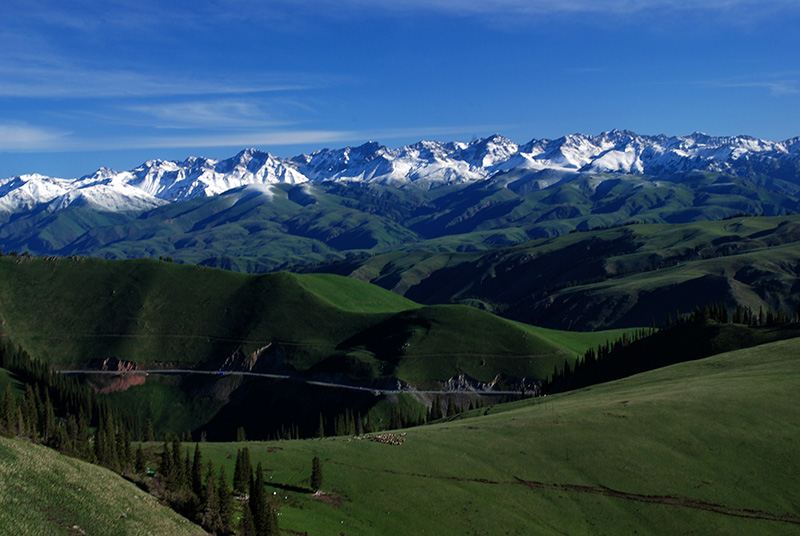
[720,81,799,96]
[0,124,70,152]
[123,100,300,130]
[0,121,507,153]
[698,73,800,96]
[114,131,361,151]
[0,58,320,99]
[0,126,355,152]
[284,0,798,16]
[7,0,795,35]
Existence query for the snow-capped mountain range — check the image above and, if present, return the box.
[2,130,799,214]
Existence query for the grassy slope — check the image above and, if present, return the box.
[194,337,800,535]
[0,256,416,368]
[294,272,420,313]
[309,215,800,329]
[0,256,628,383]
[511,322,639,357]
[0,436,205,536]
[553,320,800,394]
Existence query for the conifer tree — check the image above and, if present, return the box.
[311,455,323,493]
[233,449,244,493]
[95,412,107,462]
[250,463,267,535]
[76,409,90,459]
[42,389,56,444]
[201,463,221,533]
[22,384,38,440]
[134,443,146,474]
[239,502,256,536]
[265,503,279,536]
[429,396,443,421]
[217,464,233,535]
[170,435,186,490]
[184,449,192,492]
[15,405,25,438]
[191,443,204,497]
[118,424,132,472]
[95,412,111,468]
[234,446,252,494]
[159,436,173,481]
[2,384,16,433]
[389,406,401,429]
[65,414,78,452]
[143,418,155,442]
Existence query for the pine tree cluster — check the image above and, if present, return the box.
[0,339,145,468]
[156,437,235,535]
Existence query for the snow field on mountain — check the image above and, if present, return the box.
[2,130,799,214]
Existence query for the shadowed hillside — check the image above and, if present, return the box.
[0,255,634,440]
[305,215,800,329]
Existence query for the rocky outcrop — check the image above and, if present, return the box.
[205,341,292,374]
[440,373,542,395]
[86,356,139,372]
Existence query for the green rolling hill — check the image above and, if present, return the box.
[0,255,634,440]
[0,255,607,379]
[190,336,800,535]
[305,214,800,329]
[0,210,798,533]
[0,435,205,536]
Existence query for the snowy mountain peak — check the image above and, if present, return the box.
[2,130,799,214]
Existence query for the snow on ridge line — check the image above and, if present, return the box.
[1,130,799,214]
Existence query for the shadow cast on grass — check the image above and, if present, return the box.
[264,481,310,494]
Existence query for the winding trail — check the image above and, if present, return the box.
[338,463,800,526]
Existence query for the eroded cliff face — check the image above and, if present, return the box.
[207,342,289,373]
[90,356,140,372]
[78,343,291,395]
[80,357,145,394]
[67,343,534,440]
[440,373,542,395]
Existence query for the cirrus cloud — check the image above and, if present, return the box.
[0,124,70,152]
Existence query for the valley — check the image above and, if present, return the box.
[2,133,799,535]
[9,336,793,535]
[0,255,637,440]
[4,0,800,530]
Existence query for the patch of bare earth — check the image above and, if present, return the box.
[313,490,348,508]
[92,373,147,394]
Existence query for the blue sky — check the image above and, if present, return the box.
[1,0,798,179]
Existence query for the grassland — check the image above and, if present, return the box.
[0,255,643,439]
[0,256,627,383]
[0,435,205,536]
[307,214,800,329]
[187,337,800,535]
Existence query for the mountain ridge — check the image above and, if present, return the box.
[3,130,800,215]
